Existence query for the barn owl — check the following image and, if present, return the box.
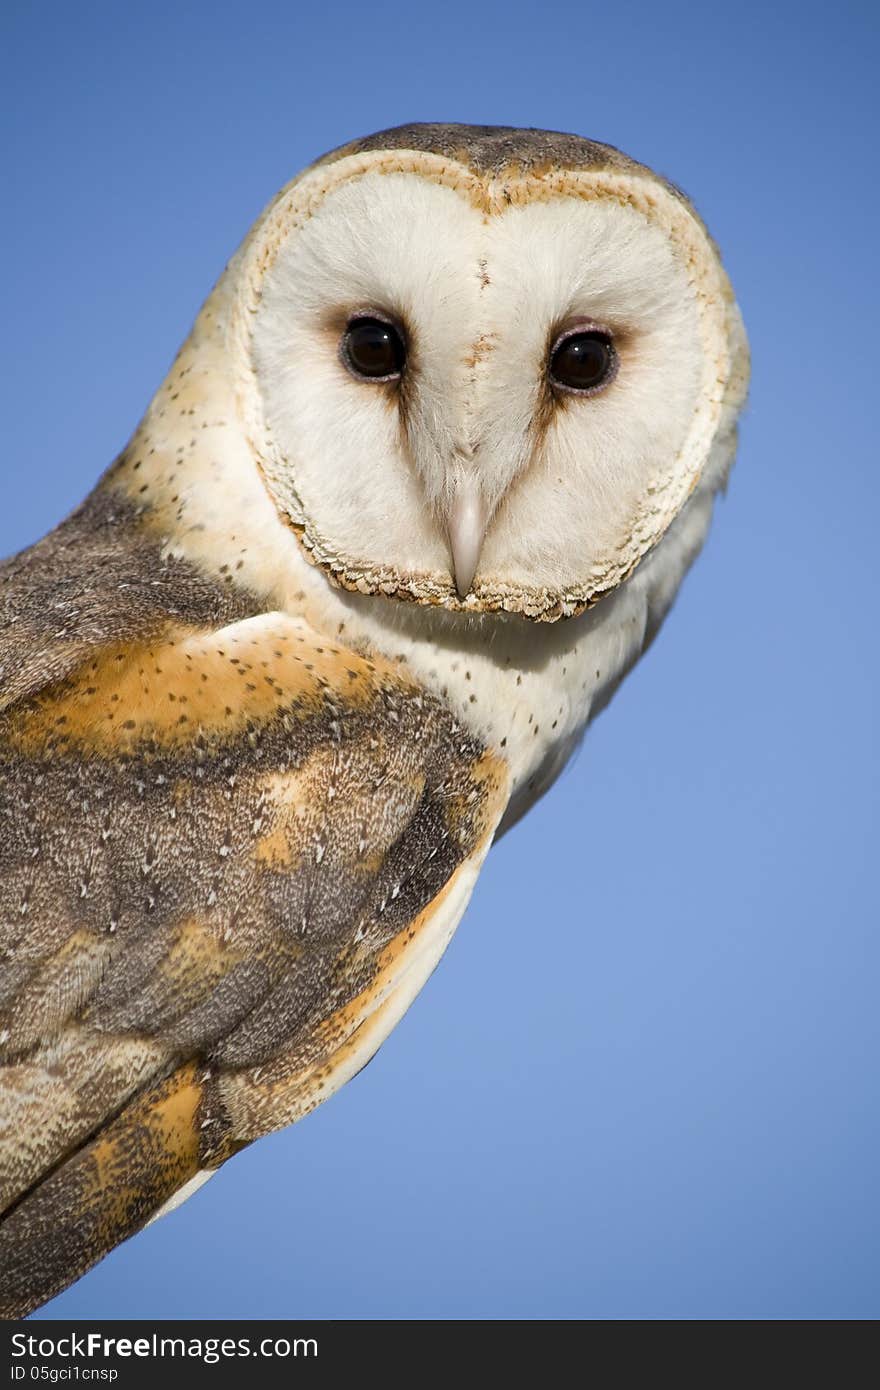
[0,124,748,1315]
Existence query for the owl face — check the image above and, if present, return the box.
[234,130,744,620]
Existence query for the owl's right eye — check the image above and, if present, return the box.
[342,316,406,381]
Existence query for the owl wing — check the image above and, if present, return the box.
[0,492,508,1315]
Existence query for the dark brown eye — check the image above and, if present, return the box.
[549,329,616,393]
[342,316,406,380]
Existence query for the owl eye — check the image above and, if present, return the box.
[342,316,406,381]
[549,328,617,394]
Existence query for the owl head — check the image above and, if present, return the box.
[126,124,748,624]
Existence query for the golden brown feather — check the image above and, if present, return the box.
[0,486,507,1314]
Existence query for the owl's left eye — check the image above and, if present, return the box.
[548,326,617,394]
[342,316,406,381]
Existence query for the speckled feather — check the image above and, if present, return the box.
[335,122,689,201]
[0,492,507,1315]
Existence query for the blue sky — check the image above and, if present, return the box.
[3,0,878,1319]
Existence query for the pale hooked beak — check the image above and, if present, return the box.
[447,477,488,598]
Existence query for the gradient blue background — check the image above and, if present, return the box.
[3,0,877,1320]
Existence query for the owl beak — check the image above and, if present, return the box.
[447,479,488,598]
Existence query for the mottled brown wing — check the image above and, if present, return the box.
[0,492,508,1315]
